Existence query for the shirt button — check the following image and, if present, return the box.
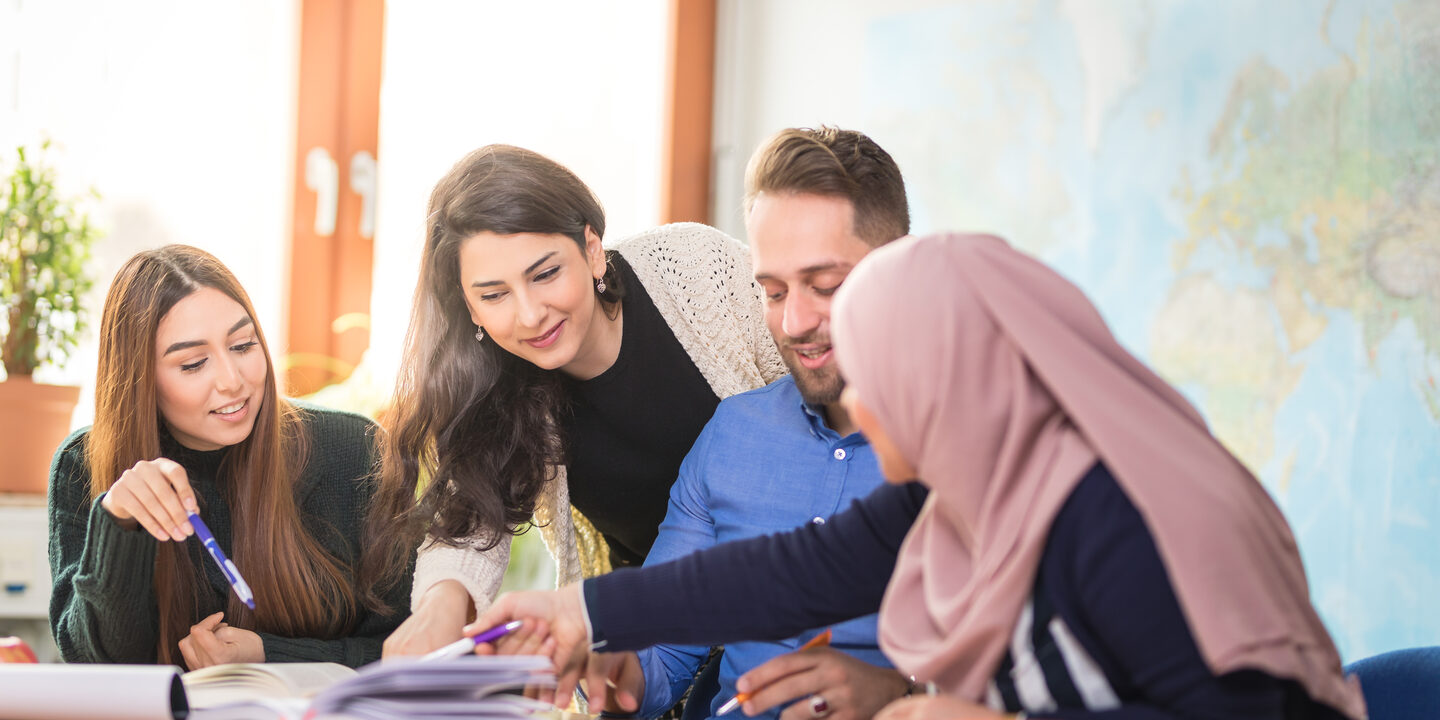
[833,448,847,460]
[812,516,826,525]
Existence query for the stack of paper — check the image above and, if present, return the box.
[187,655,554,720]
[309,655,554,720]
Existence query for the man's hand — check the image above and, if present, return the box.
[735,647,908,720]
[587,652,645,715]
[177,612,264,669]
[382,579,472,657]
[875,695,1012,720]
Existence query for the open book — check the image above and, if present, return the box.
[185,655,554,720]
[182,659,357,705]
[183,661,357,709]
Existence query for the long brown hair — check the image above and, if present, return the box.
[89,245,358,665]
[361,145,625,603]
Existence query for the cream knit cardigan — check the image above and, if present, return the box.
[410,222,788,614]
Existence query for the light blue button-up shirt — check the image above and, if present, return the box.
[636,375,892,719]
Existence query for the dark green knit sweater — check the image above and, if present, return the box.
[47,402,412,668]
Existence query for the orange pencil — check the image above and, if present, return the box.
[715,628,832,716]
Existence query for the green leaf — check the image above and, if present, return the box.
[0,143,102,376]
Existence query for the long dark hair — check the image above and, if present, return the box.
[361,145,625,602]
[90,245,359,665]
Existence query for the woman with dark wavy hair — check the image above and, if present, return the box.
[48,245,410,669]
[366,145,785,656]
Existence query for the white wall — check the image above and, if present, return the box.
[367,0,669,384]
[710,0,955,237]
[0,0,298,428]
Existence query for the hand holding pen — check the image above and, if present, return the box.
[99,456,256,610]
[718,628,833,715]
[422,620,525,660]
[469,585,595,708]
[727,629,910,720]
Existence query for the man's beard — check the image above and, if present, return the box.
[780,333,845,406]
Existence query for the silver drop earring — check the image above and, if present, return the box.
[596,277,607,294]
[475,326,485,342]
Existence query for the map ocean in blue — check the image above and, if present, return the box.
[866,0,1440,660]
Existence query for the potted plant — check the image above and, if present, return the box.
[0,142,101,494]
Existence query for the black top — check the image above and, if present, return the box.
[48,402,413,667]
[561,254,721,567]
[585,466,1351,719]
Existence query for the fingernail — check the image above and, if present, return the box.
[182,522,194,536]
[184,499,197,513]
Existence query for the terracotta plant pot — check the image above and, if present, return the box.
[0,376,81,495]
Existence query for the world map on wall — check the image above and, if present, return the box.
[868,0,1439,660]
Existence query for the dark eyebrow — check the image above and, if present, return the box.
[754,261,852,283]
[471,251,559,288]
[162,317,254,356]
[228,317,254,335]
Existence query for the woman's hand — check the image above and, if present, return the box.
[101,458,197,541]
[478,618,643,712]
[178,612,264,669]
[875,695,1012,720]
[735,646,907,720]
[470,584,593,707]
[481,619,561,704]
[382,580,473,657]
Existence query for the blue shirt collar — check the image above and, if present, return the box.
[799,395,868,447]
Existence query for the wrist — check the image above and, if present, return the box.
[99,493,139,530]
[574,582,598,648]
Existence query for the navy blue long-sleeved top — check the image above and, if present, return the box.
[584,464,1350,719]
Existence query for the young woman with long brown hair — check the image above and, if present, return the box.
[366,145,786,656]
[47,245,411,669]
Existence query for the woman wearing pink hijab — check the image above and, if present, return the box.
[475,233,1365,720]
[830,232,1364,719]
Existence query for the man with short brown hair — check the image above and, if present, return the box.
[632,127,914,720]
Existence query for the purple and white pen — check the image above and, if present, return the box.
[421,620,524,661]
[187,511,255,610]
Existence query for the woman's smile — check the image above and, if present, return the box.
[523,320,566,349]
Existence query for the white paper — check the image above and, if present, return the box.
[0,664,185,720]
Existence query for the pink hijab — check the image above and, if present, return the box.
[831,233,1364,718]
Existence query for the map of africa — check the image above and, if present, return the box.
[868,0,1439,660]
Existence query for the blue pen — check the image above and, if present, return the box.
[187,512,256,610]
